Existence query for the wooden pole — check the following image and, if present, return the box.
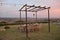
[48,7,50,32]
[20,10,21,22]
[36,12,37,23]
[25,4,29,40]
[19,10,21,32]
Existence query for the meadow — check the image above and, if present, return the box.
[0,23,60,40]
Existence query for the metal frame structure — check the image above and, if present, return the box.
[19,4,50,40]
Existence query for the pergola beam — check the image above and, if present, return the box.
[20,8,47,12]
[28,6,46,11]
[19,4,48,11]
[19,4,27,11]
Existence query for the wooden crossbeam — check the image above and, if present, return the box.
[19,4,48,12]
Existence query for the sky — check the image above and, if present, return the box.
[0,0,60,18]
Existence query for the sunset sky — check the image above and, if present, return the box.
[0,0,60,18]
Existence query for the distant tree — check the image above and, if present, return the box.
[0,21,7,26]
[0,21,7,24]
[15,20,24,22]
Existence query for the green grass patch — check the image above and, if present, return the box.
[0,23,60,40]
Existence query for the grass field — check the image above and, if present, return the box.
[0,23,60,40]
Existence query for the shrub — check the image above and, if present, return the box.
[4,26,10,29]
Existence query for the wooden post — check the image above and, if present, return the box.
[20,10,21,22]
[36,12,37,23]
[19,10,21,32]
[48,7,50,32]
[25,4,29,40]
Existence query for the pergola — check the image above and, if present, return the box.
[19,4,50,39]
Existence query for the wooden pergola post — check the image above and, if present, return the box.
[20,10,21,22]
[36,11,37,23]
[48,7,50,32]
[25,4,29,39]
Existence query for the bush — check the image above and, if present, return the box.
[4,26,10,29]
